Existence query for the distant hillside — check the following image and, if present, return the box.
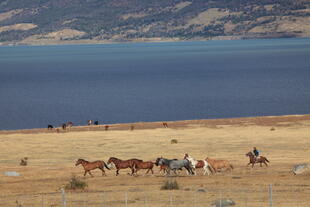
[0,0,309,45]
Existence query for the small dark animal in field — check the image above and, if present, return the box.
[105,125,109,131]
[75,158,110,177]
[94,121,99,125]
[246,151,270,168]
[20,157,28,166]
[134,161,154,175]
[47,125,53,130]
[130,125,135,131]
[107,157,142,176]
[163,122,168,128]
[62,123,66,130]
[87,120,93,125]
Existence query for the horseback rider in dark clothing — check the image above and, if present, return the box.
[253,147,260,161]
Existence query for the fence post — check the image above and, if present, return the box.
[269,184,273,207]
[125,192,128,207]
[219,191,222,207]
[41,194,44,207]
[61,188,66,207]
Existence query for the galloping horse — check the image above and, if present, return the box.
[155,157,194,175]
[75,158,110,177]
[107,157,142,176]
[184,153,214,175]
[134,161,154,175]
[246,151,270,167]
[205,157,233,173]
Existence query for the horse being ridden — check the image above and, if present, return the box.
[246,151,270,167]
[184,153,214,175]
[134,161,154,175]
[75,158,110,177]
[107,157,142,176]
[155,157,194,175]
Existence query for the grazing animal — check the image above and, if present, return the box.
[75,158,110,177]
[205,157,233,173]
[155,157,194,175]
[94,121,99,125]
[105,125,109,131]
[130,125,134,131]
[184,153,214,175]
[134,161,154,175]
[163,122,168,128]
[107,157,142,176]
[87,120,93,125]
[66,121,73,128]
[62,122,73,130]
[47,125,53,130]
[246,151,270,168]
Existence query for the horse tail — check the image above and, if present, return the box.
[103,161,110,170]
[230,164,234,169]
[265,157,270,163]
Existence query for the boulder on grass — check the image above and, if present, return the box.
[293,163,310,175]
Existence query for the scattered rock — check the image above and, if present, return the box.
[211,198,235,207]
[292,163,310,175]
[183,188,191,191]
[4,171,20,176]
[197,189,206,192]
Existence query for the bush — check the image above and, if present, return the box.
[160,179,179,190]
[171,139,178,144]
[65,175,88,190]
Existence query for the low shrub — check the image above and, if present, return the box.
[171,139,178,144]
[65,175,87,190]
[160,179,179,190]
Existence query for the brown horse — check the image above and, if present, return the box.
[107,157,142,176]
[134,161,154,175]
[205,157,233,173]
[246,151,270,167]
[75,158,110,177]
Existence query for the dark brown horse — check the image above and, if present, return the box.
[107,157,142,176]
[75,158,110,177]
[246,151,270,167]
[134,161,154,175]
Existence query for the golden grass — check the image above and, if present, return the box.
[0,115,310,206]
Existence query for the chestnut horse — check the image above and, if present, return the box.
[205,157,233,173]
[246,151,270,167]
[107,157,142,176]
[134,161,154,175]
[75,158,110,177]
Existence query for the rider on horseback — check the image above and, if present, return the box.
[253,147,260,161]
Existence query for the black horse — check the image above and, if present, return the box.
[47,125,53,129]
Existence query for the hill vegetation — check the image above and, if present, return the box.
[0,0,309,45]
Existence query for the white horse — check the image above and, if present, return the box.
[184,153,213,175]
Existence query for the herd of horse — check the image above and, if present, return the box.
[75,152,270,177]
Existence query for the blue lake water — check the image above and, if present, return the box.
[0,38,310,130]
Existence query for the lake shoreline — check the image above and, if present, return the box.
[1,114,309,134]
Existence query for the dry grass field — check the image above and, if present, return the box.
[0,115,310,207]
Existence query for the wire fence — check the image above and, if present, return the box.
[3,184,310,207]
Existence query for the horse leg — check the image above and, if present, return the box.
[100,167,106,176]
[84,171,87,176]
[264,161,268,167]
[260,162,262,167]
[88,171,94,177]
[116,169,119,176]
